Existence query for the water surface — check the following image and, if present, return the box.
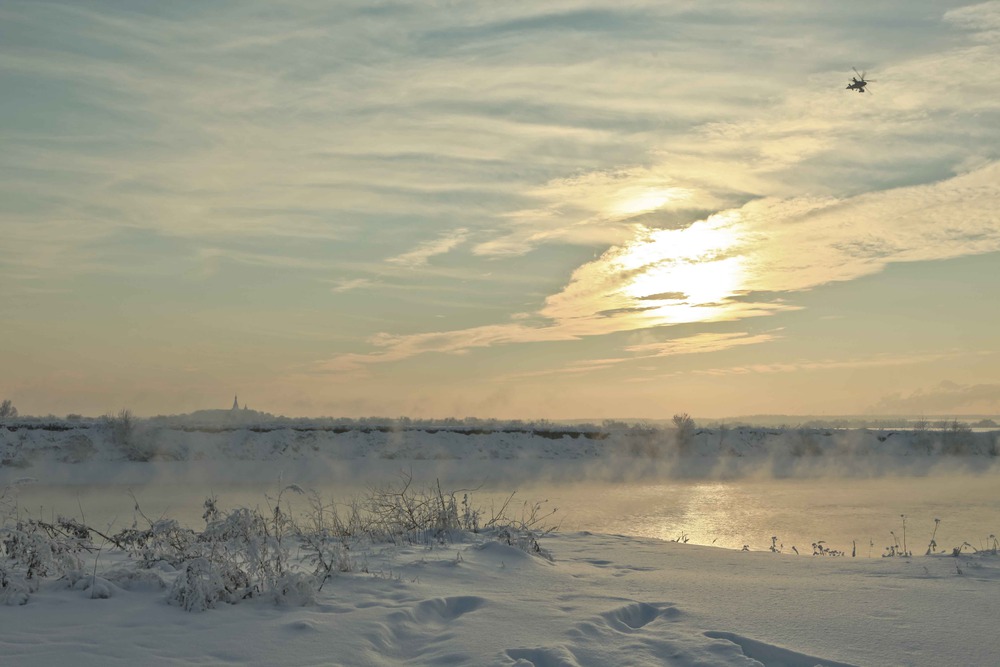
[3,461,996,554]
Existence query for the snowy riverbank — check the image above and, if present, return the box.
[3,413,997,471]
[2,518,998,667]
[3,415,999,666]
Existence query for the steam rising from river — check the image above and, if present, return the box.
[2,417,998,552]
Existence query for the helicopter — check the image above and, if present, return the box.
[846,67,875,93]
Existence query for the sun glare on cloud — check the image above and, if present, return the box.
[628,256,746,323]
[610,187,687,217]
[541,211,759,334]
[613,214,747,325]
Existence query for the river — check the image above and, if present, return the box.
[2,460,997,555]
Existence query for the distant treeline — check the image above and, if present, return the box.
[702,416,999,430]
[2,409,997,433]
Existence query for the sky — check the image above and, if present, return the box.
[2,0,1000,420]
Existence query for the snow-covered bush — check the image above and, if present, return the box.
[294,491,355,591]
[0,565,30,605]
[0,399,18,420]
[167,557,229,611]
[1,518,87,580]
[272,571,317,606]
[672,413,696,453]
[364,474,468,543]
[2,477,557,609]
[0,516,92,604]
[102,408,152,461]
[198,505,293,601]
[114,518,198,566]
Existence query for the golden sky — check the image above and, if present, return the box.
[2,1,1000,419]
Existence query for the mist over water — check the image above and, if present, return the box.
[3,460,997,555]
[562,474,999,553]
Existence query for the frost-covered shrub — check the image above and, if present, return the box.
[272,571,317,606]
[940,420,974,455]
[116,491,315,609]
[1,518,87,579]
[63,570,118,599]
[113,518,198,567]
[673,413,696,453]
[491,527,553,561]
[168,557,228,611]
[0,516,93,604]
[186,488,324,607]
[0,399,18,420]
[101,566,168,591]
[2,478,557,611]
[200,506,291,597]
[103,408,133,445]
[364,474,467,543]
[0,566,30,605]
[102,408,155,461]
[295,492,354,590]
[310,474,556,563]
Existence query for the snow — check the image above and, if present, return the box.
[3,414,996,468]
[2,417,999,666]
[3,528,998,666]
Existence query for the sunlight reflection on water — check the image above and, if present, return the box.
[3,466,998,554]
[532,474,1000,553]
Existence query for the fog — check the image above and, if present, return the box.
[4,463,997,556]
[2,417,998,553]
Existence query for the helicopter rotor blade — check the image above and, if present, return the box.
[852,67,863,78]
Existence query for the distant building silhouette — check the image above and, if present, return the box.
[232,395,240,411]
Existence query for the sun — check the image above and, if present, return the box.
[618,214,746,325]
[539,211,753,334]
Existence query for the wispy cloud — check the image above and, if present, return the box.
[624,331,781,357]
[387,228,469,267]
[694,350,974,377]
[330,278,374,293]
[6,0,998,283]
[319,150,1000,374]
[496,357,636,381]
[872,378,1000,414]
[473,168,707,257]
[316,322,580,374]
[944,2,1000,41]
[497,331,782,381]
[5,0,1000,417]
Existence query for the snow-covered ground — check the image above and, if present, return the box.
[2,518,997,666]
[3,412,997,468]
[2,415,999,666]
